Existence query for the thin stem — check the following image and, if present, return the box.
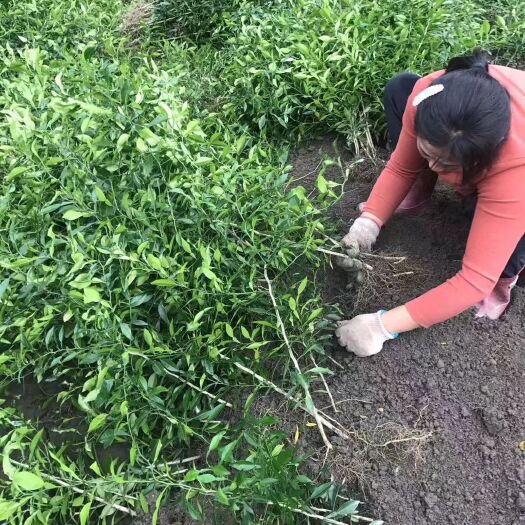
[163,369,233,408]
[264,266,332,450]
[376,432,432,448]
[272,501,379,524]
[7,459,137,517]
[317,247,374,271]
[311,355,338,413]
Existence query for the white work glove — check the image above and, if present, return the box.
[335,311,397,357]
[341,217,380,252]
[337,217,380,289]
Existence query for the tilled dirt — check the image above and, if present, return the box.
[289,137,525,525]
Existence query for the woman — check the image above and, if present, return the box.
[336,50,525,357]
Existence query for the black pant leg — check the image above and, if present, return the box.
[501,234,525,279]
[384,73,421,150]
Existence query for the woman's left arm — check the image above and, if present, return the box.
[405,167,525,328]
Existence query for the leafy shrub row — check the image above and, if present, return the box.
[0,1,347,523]
[3,0,525,522]
[218,0,486,146]
[153,0,276,41]
[153,0,525,148]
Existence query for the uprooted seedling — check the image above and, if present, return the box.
[326,409,431,495]
[319,240,425,313]
[120,0,153,43]
[352,251,424,312]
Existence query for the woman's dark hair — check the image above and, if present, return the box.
[414,50,511,182]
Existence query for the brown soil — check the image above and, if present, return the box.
[289,137,525,525]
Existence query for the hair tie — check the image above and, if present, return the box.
[413,84,445,107]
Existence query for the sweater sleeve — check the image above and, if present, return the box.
[362,76,431,223]
[405,166,525,327]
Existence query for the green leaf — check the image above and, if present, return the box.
[0,278,9,301]
[231,461,258,471]
[12,471,45,491]
[296,475,312,484]
[201,267,217,280]
[180,237,193,254]
[0,501,19,520]
[195,404,225,421]
[316,174,328,193]
[120,323,132,340]
[130,446,137,466]
[216,488,229,506]
[271,444,284,457]
[225,324,234,338]
[89,462,102,476]
[235,135,247,154]
[117,133,130,150]
[152,488,167,525]
[195,156,213,166]
[288,296,297,311]
[94,186,112,206]
[6,166,29,181]
[297,277,308,296]
[305,394,315,414]
[30,429,44,456]
[208,431,226,453]
[136,137,148,153]
[220,440,238,463]
[153,440,163,462]
[79,501,91,525]
[308,367,332,375]
[88,413,107,433]
[197,473,218,483]
[496,14,507,28]
[143,329,153,347]
[83,287,100,304]
[326,499,360,518]
[2,446,15,478]
[83,46,95,60]
[63,209,92,221]
[151,279,177,287]
[212,465,230,477]
[311,482,332,499]
[184,470,199,482]
[139,492,149,513]
[307,308,323,322]
[147,254,163,272]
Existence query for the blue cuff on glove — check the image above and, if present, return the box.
[378,309,399,339]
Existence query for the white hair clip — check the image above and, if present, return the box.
[412,84,445,107]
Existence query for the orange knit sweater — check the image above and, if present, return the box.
[363,65,525,327]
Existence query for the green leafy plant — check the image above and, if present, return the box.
[0,1,359,523]
[475,0,525,66]
[152,0,276,42]
[217,0,489,148]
